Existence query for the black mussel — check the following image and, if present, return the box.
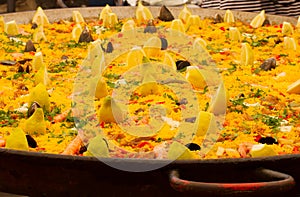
[17,65,24,73]
[176,60,191,71]
[79,144,88,154]
[238,93,245,98]
[158,5,175,22]
[25,65,31,73]
[61,55,68,60]
[262,19,270,26]
[185,143,201,151]
[26,134,37,148]
[214,14,224,23]
[258,136,278,145]
[106,41,114,53]
[144,20,157,33]
[24,40,36,52]
[78,27,94,43]
[27,102,41,118]
[0,60,16,66]
[160,37,168,50]
[260,57,276,71]
[18,59,32,64]
[179,98,188,105]
[274,38,282,45]
[185,117,196,123]
[31,23,38,29]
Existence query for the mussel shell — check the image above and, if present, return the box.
[260,57,276,71]
[106,41,114,53]
[185,117,196,123]
[79,144,88,154]
[0,60,17,66]
[258,136,278,145]
[185,143,201,151]
[144,20,157,33]
[160,37,168,50]
[27,102,41,118]
[214,14,224,23]
[263,18,270,26]
[17,65,24,73]
[24,40,36,52]
[31,23,38,29]
[78,27,94,43]
[176,60,191,70]
[158,5,175,22]
[26,134,37,148]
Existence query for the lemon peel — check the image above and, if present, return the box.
[240,42,254,66]
[250,10,265,28]
[32,6,49,26]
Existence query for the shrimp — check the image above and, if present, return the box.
[238,142,253,158]
[61,135,82,155]
[0,138,5,147]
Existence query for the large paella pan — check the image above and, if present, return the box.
[0,5,299,196]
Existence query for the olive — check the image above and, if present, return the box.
[144,20,157,33]
[258,136,278,145]
[158,5,174,22]
[160,37,168,50]
[176,60,191,71]
[260,57,276,71]
[185,117,196,123]
[27,102,41,118]
[24,40,36,52]
[185,143,201,151]
[78,27,94,43]
[106,41,114,53]
[26,134,37,148]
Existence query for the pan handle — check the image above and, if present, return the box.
[169,168,295,195]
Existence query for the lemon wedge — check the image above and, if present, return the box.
[186,66,206,90]
[186,15,201,29]
[143,36,161,57]
[229,27,241,42]
[32,7,49,26]
[282,21,294,35]
[250,144,277,157]
[121,19,136,32]
[296,16,300,30]
[5,128,29,151]
[72,11,85,24]
[32,51,44,71]
[284,37,297,51]
[103,12,118,28]
[250,10,265,28]
[98,96,123,123]
[4,20,19,36]
[126,46,146,67]
[170,19,185,33]
[33,25,47,43]
[178,4,191,24]
[241,42,254,66]
[224,10,235,23]
[34,65,49,86]
[28,83,50,111]
[24,108,47,136]
[99,4,112,21]
[167,141,197,160]
[208,82,228,115]
[287,79,300,94]
[139,72,159,97]
[71,24,82,43]
[135,1,153,25]
[196,111,218,137]
[193,37,207,49]
[0,16,4,30]
[163,52,176,70]
[84,135,109,157]
[89,77,108,99]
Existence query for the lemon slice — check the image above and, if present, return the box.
[103,12,118,28]
[34,65,49,86]
[196,111,218,137]
[121,19,136,32]
[241,42,254,66]
[5,128,29,151]
[208,82,228,115]
[32,6,49,26]
[0,16,4,30]
[284,37,297,50]
[193,37,207,49]
[170,19,185,33]
[186,66,206,89]
[72,11,85,24]
[33,25,47,43]
[167,141,196,160]
[71,24,82,42]
[90,77,108,99]
[250,10,265,28]
[287,79,300,94]
[126,46,147,67]
[84,135,109,157]
[229,27,241,42]
[32,51,44,71]
[250,144,277,157]
[28,83,50,111]
[24,108,47,136]
[99,4,112,21]
[224,10,235,23]
[282,21,294,35]
[136,1,153,25]
[143,36,161,57]
[163,52,176,70]
[186,15,201,29]
[87,39,102,61]
[4,20,19,36]
[178,4,191,24]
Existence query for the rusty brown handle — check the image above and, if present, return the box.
[169,168,295,196]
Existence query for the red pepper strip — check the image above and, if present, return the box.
[156,101,165,104]
[137,141,153,149]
